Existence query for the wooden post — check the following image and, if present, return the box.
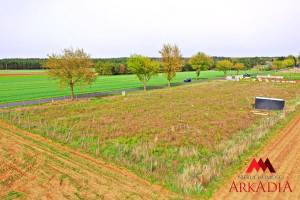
[247,134,250,146]
[39,120,42,132]
[255,127,258,139]
[150,155,153,173]
[52,125,57,138]
[210,157,214,176]
[66,128,72,143]
[28,114,30,129]
[18,114,21,126]
[97,137,100,155]
[81,133,85,149]
[194,169,197,189]
[46,123,49,136]
[269,110,271,127]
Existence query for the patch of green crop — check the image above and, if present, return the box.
[0,70,262,104]
[1,190,24,199]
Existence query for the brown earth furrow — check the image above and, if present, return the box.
[0,129,158,199]
[212,112,300,200]
[0,121,182,199]
[0,122,159,187]
[0,128,161,199]
[0,125,159,196]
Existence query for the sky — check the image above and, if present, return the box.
[0,0,299,58]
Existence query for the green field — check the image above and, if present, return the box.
[0,70,261,104]
[270,73,300,80]
[0,70,47,74]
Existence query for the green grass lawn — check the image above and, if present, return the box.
[269,72,300,80]
[0,70,260,104]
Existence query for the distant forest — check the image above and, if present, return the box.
[0,56,282,73]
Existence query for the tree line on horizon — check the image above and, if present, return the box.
[1,55,298,72]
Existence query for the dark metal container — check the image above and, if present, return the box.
[255,97,285,110]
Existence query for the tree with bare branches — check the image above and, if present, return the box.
[43,48,97,101]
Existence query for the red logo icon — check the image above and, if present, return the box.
[246,158,276,173]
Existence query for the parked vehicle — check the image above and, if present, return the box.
[243,73,251,78]
[184,78,191,83]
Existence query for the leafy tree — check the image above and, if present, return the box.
[275,56,286,61]
[95,61,114,75]
[119,64,127,74]
[235,57,271,69]
[273,56,295,70]
[189,52,213,80]
[159,44,183,88]
[95,61,105,75]
[127,54,160,91]
[43,48,97,101]
[0,58,47,70]
[216,60,233,77]
[298,54,300,65]
[112,63,120,75]
[233,63,245,75]
[273,60,284,70]
[283,58,295,68]
[286,55,296,67]
[265,62,275,71]
[181,62,193,71]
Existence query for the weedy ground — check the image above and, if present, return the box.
[1,80,299,198]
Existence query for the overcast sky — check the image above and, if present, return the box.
[0,0,299,58]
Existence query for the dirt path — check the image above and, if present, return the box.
[212,113,300,200]
[0,121,182,200]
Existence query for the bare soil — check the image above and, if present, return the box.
[212,112,300,200]
[0,121,182,200]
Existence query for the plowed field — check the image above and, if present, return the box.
[0,121,181,200]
